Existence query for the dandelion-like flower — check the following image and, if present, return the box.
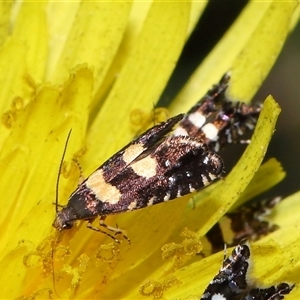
[0,2,299,299]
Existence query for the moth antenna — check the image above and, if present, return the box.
[152,103,156,126]
[55,130,72,213]
[223,243,227,265]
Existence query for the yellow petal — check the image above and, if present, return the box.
[232,158,286,210]
[230,0,299,101]
[170,0,299,115]
[12,2,48,84]
[0,1,13,45]
[0,2,298,299]
[48,1,132,104]
[85,2,191,173]
[0,66,93,298]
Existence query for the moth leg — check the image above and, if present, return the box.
[87,218,120,243]
[86,217,130,244]
[99,216,131,244]
[222,243,228,267]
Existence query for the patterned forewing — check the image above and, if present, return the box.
[97,136,223,214]
[99,114,184,182]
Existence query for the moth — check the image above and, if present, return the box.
[200,243,294,300]
[206,197,282,253]
[52,74,261,239]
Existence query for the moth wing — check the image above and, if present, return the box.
[178,73,261,152]
[141,135,224,202]
[98,114,184,183]
[248,283,294,300]
[102,136,223,213]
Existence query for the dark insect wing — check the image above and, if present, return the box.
[153,136,223,196]
[53,131,223,229]
[176,73,261,152]
[86,135,223,215]
[99,113,184,182]
[245,283,295,300]
[216,101,262,150]
[206,197,282,253]
[200,244,251,300]
[183,73,231,125]
[53,114,184,229]
[70,111,224,217]
[174,74,230,143]
[200,243,294,300]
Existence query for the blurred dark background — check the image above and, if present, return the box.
[159,1,300,199]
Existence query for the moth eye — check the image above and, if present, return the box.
[63,222,73,230]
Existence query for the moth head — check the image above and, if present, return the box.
[52,208,75,231]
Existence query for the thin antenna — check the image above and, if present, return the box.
[152,103,156,126]
[55,129,72,212]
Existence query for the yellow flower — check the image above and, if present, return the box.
[0,1,299,299]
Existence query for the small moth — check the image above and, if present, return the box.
[52,74,261,239]
[52,114,224,237]
[206,197,282,253]
[200,243,294,300]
